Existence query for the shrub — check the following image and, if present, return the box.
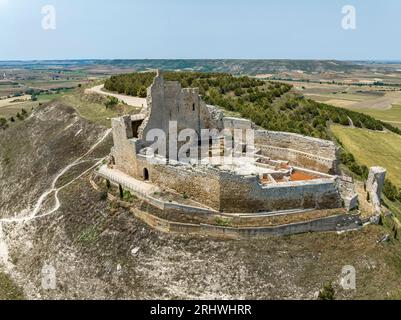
[215,217,232,227]
[99,191,108,201]
[123,190,136,202]
[318,282,335,300]
[0,117,8,130]
[383,180,398,202]
[105,96,119,109]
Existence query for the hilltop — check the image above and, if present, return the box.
[0,89,401,300]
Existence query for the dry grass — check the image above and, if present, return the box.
[0,272,24,300]
[56,89,140,127]
[352,104,401,127]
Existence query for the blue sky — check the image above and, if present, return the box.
[1,0,400,60]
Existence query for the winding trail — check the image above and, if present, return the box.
[0,222,13,271]
[0,128,112,224]
[0,125,111,289]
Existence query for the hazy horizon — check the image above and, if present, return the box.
[1,59,401,63]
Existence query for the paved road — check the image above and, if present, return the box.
[85,85,148,109]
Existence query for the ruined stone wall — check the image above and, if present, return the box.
[139,74,217,145]
[218,171,342,213]
[131,207,361,238]
[177,88,202,134]
[223,117,253,130]
[254,130,337,159]
[258,145,336,174]
[133,158,342,213]
[139,74,169,142]
[200,103,224,130]
[254,130,337,173]
[111,116,138,177]
[135,159,222,211]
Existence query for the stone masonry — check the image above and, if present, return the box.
[367,166,387,215]
[107,72,361,214]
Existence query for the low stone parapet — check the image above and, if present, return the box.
[130,207,362,239]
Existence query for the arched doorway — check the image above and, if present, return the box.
[143,168,149,181]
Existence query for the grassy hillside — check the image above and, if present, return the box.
[353,104,401,130]
[55,88,139,127]
[1,95,401,299]
[0,102,112,217]
[332,125,401,188]
[332,124,401,213]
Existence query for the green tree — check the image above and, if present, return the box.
[137,86,147,98]
[105,96,119,109]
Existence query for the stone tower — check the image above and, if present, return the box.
[367,166,387,215]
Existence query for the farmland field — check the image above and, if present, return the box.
[352,104,401,129]
[331,124,401,187]
[280,80,401,110]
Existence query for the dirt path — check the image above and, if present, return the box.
[0,222,13,271]
[0,125,112,295]
[0,128,112,224]
[86,85,147,109]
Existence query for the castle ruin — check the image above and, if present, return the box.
[95,72,383,236]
